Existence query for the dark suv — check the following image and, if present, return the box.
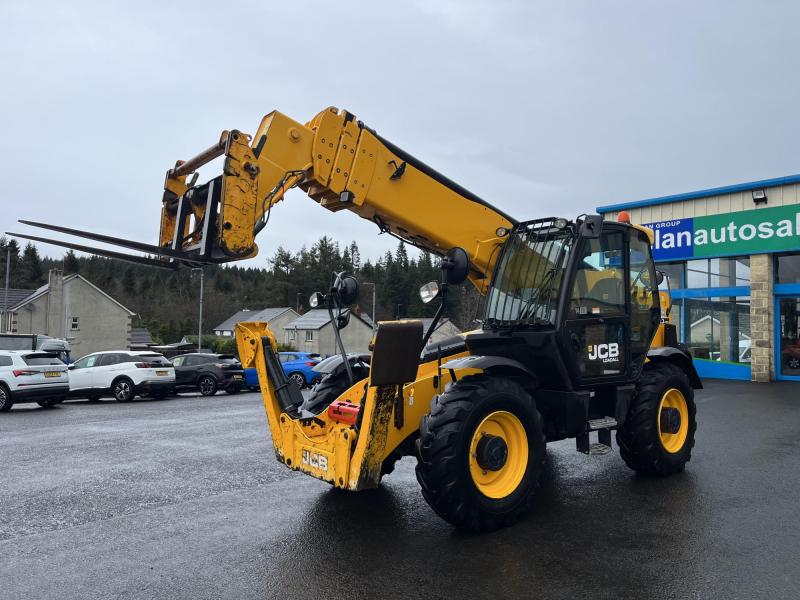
[170,353,244,396]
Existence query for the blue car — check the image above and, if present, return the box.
[244,351,321,390]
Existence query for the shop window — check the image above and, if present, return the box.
[682,296,751,363]
[775,253,800,284]
[778,298,800,376]
[686,257,749,288]
[657,261,685,289]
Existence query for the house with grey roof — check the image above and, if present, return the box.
[1,288,36,331]
[130,328,155,351]
[213,307,300,341]
[3,269,134,356]
[283,309,374,356]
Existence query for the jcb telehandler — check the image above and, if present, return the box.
[11,107,700,531]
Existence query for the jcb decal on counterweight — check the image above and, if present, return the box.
[301,449,328,471]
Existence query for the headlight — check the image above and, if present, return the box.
[419,281,441,304]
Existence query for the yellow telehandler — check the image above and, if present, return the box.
[11,107,700,531]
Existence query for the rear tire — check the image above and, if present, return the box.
[0,385,13,412]
[415,374,546,532]
[113,378,135,403]
[617,362,697,476]
[198,376,218,396]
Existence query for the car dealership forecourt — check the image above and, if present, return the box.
[598,173,800,382]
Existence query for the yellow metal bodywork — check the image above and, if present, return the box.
[160,107,513,289]
[468,411,529,499]
[236,320,476,491]
[658,388,689,453]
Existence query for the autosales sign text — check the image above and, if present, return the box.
[644,204,800,261]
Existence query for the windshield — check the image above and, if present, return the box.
[485,219,575,326]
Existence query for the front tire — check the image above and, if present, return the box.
[617,362,697,476]
[113,378,135,402]
[415,374,546,532]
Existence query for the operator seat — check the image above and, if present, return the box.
[585,276,624,313]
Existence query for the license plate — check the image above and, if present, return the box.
[232,374,242,380]
[156,370,168,376]
[44,371,61,378]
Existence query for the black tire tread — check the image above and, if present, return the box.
[415,374,546,532]
[0,383,13,412]
[617,362,697,476]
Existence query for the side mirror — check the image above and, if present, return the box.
[68,364,75,370]
[419,281,441,304]
[441,247,470,285]
[309,292,325,308]
[333,273,359,305]
[656,270,665,286]
[579,214,603,239]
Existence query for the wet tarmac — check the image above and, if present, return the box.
[1,381,799,599]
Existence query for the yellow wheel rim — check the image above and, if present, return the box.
[469,411,528,499]
[658,388,689,453]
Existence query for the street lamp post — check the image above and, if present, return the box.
[192,268,204,352]
[362,282,377,332]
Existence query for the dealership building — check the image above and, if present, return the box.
[597,173,800,383]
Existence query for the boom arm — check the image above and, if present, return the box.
[11,107,516,289]
[159,107,515,288]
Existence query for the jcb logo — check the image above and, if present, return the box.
[587,343,620,363]
[301,449,328,471]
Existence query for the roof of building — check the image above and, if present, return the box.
[285,309,373,331]
[9,274,134,315]
[130,328,154,346]
[416,317,460,333]
[0,288,36,311]
[596,172,800,214]
[213,307,294,332]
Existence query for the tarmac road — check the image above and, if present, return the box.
[1,381,799,600]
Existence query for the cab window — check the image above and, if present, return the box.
[570,231,625,316]
[629,231,659,358]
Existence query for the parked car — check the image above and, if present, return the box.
[0,350,70,411]
[171,353,244,396]
[68,351,175,402]
[244,352,321,391]
[312,352,370,378]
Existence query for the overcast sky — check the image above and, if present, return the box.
[2,0,799,268]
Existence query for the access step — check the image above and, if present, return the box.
[588,416,618,430]
[577,416,618,455]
